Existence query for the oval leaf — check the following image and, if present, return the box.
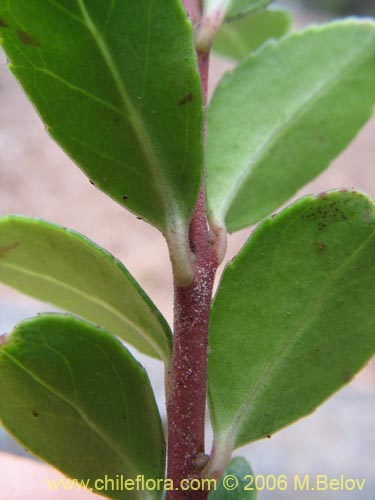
[206,20,375,232]
[226,0,273,21]
[208,191,375,464]
[213,10,291,61]
[0,215,171,363]
[0,314,165,500]
[0,1,203,235]
[209,457,257,499]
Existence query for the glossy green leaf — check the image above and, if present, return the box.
[213,10,291,60]
[0,215,171,363]
[206,20,375,232]
[208,191,375,464]
[0,1,203,235]
[226,0,273,20]
[0,314,165,500]
[209,457,257,499]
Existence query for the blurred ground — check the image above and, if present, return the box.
[0,2,374,499]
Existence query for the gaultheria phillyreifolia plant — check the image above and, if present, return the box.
[0,1,374,499]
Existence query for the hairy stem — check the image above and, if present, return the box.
[167,187,217,500]
[166,2,219,499]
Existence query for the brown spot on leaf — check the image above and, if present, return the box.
[342,368,351,383]
[89,179,96,186]
[0,17,7,28]
[316,241,326,253]
[0,242,20,257]
[32,410,39,418]
[122,194,128,201]
[266,434,272,439]
[364,210,371,222]
[17,29,39,46]
[178,93,194,106]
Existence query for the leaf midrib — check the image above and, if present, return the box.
[76,0,177,229]
[217,45,373,223]
[0,260,167,362]
[221,225,375,444]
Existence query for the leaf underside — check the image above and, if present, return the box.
[226,0,273,21]
[0,215,172,363]
[209,191,375,458]
[0,0,203,233]
[0,314,165,500]
[206,20,375,232]
[213,10,292,61]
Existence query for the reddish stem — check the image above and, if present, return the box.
[182,0,203,25]
[166,3,217,499]
[166,187,217,500]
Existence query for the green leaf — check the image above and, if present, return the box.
[201,0,272,24]
[0,1,203,236]
[208,191,375,465]
[213,10,291,61]
[0,215,171,363]
[209,457,257,499]
[206,20,375,232]
[0,314,165,500]
[226,0,273,21]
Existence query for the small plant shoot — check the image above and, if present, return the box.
[0,1,374,499]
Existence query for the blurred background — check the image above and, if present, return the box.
[279,0,375,24]
[0,1,374,499]
[298,0,374,16]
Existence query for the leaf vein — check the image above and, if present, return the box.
[221,49,374,221]
[1,349,138,477]
[228,226,375,440]
[0,260,166,362]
